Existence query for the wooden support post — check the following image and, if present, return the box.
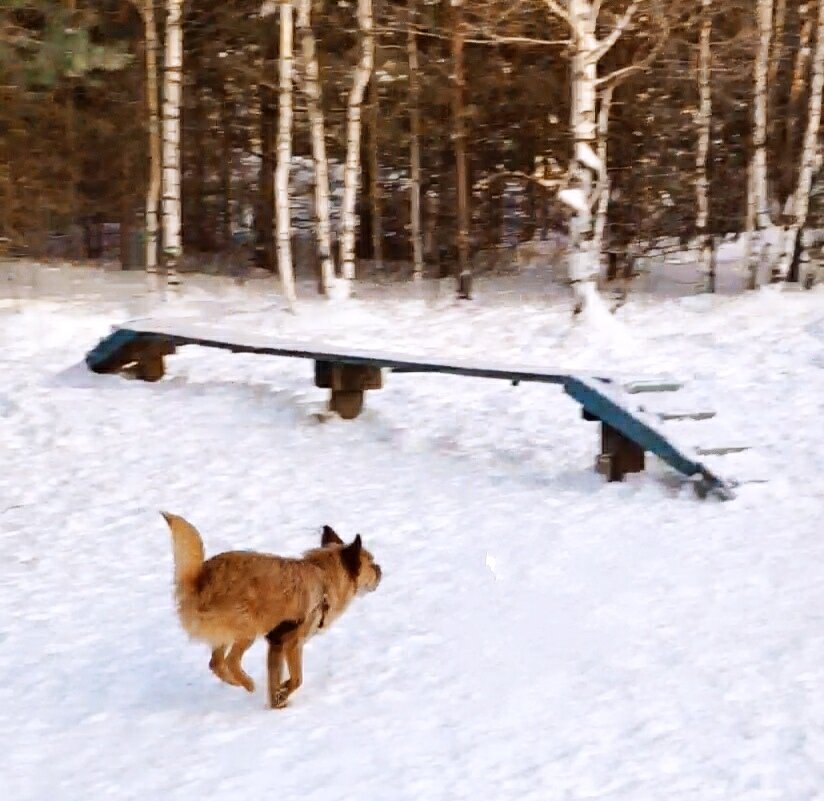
[314,361,382,419]
[597,422,645,482]
[329,390,364,419]
[125,337,175,382]
[86,332,175,382]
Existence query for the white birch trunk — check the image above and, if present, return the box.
[143,0,161,289]
[543,0,646,316]
[782,2,813,211]
[769,0,787,90]
[339,0,374,288]
[161,0,183,291]
[297,0,335,295]
[745,161,758,288]
[275,2,297,307]
[748,0,774,287]
[567,0,601,315]
[407,0,424,281]
[776,0,824,280]
[593,85,613,258]
[696,0,713,290]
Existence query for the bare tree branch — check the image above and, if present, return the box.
[590,1,638,64]
[543,0,574,29]
[596,1,668,88]
[376,24,569,48]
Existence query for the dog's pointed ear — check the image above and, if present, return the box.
[340,534,362,578]
[321,525,344,547]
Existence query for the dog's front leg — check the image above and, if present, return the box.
[267,640,285,708]
[270,637,304,709]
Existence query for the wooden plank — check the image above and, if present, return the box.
[656,411,717,422]
[565,376,735,498]
[107,317,628,386]
[623,379,684,394]
[695,446,750,456]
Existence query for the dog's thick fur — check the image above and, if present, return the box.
[161,512,381,708]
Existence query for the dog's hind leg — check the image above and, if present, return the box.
[225,638,256,693]
[209,646,242,687]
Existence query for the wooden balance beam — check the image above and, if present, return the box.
[85,318,750,499]
[85,319,618,419]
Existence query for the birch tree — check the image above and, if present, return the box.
[275,1,298,307]
[339,0,375,292]
[142,0,161,287]
[367,52,383,270]
[747,0,774,289]
[161,0,183,290]
[770,0,788,86]
[593,85,613,258]
[367,37,383,270]
[546,0,665,316]
[297,0,336,294]
[695,0,713,291]
[407,0,424,281]
[775,0,824,282]
[783,3,813,205]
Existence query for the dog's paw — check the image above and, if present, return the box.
[269,685,290,709]
[238,675,255,693]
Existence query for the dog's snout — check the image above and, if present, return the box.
[374,564,382,581]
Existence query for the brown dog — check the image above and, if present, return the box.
[161,512,382,708]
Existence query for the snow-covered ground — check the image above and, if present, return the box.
[1,263,823,801]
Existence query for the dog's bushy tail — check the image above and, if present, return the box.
[160,511,205,592]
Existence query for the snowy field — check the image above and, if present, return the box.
[1,262,823,801]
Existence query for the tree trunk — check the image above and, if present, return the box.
[451,0,471,298]
[747,0,774,288]
[407,0,424,280]
[65,0,78,238]
[120,146,134,269]
[162,0,184,290]
[696,0,713,291]
[424,186,439,273]
[593,85,613,260]
[219,78,233,249]
[297,0,336,294]
[275,1,297,307]
[143,0,161,286]
[769,0,788,91]
[367,64,383,270]
[745,161,758,288]
[567,0,601,315]
[776,0,824,281]
[258,27,277,273]
[340,0,375,290]
[783,3,813,202]
[189,62,208,251]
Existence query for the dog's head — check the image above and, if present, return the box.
[321,525,382,594]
